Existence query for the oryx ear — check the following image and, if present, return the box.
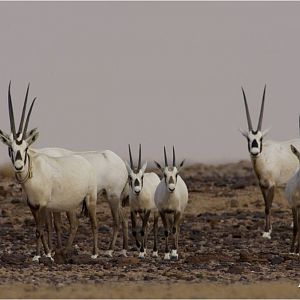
[154,161,163,172]
[24,127,38,140]
[262,127,271,137]
[177,159,185,171]
[125,161,132,175]
[291,145,300,160]
[239,128,248,138]
[140,161,147,174]
[25,128,39,146]
[0,129,12,146]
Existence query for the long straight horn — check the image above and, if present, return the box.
[257,84,266,131]
[128,144,134,169]
[18,83,30,135]
[172,146,176,167]
[164,146,168,167]
[8,81,17,139]
[138,144,141,170]
[241,87,253,131]
[23,98,36,137]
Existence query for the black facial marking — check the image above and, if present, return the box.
[15,151,22,161]
[169,176,174,184]
[251,139,259,148]
[128,176,132,187]
[16,139,22,145]
[134,178,139,187]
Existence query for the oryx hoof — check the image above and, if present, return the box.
[262,231,271,239]
[91,254,98,259]
[105,250,113,257]
[120,249,127,257]
[152,251,158,258]
[46,253,54,262]
[32,255,41,262]
[164,252,170,260]
[138,251,145,259]
[170,249,178,260]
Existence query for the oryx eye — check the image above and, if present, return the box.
[141,175,144,180]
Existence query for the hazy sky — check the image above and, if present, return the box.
[1,1,300,165]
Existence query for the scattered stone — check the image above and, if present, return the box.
[230,199,239,208]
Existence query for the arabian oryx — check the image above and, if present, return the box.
[49,149,129,258]
[285,143,300,256]
[154,146,188,260]
[23,146,129,260]
[1,85,129,259]
[240,85,300,239]
[125,144,160,258]
[0,83,99,259]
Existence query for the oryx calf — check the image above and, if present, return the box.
[125,144,160,258]
[240,86,300,239]
[154,146,188,260]
[0,83,99,259]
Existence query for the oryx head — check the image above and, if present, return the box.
[154,146,185,193]
[240,85,270,158]
[125,144,147,195]
[0,82,39,172]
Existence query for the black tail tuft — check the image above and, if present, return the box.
[81,199,89,217]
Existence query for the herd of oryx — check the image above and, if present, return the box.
[0,83,300,263]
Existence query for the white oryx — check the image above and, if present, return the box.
[0,83,99,259]
[125,144,160,258]
[37,149,129,258]
[240,86,300,239]
[285,142,300,255]
[0,84,129,259]
[154,146,188,260]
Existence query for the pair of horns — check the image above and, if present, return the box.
[8,82,36,140]
[128,144,142,171]
[242,85,266,132]
[164,146,176,167]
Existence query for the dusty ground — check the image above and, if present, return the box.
[0,160,299,298]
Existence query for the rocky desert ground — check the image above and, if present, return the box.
[0,160,299,298]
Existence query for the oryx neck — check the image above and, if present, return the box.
[15,153,33,184]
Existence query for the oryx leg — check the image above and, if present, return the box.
[290,208,298,254]
[64,210,79,255]
[35,206,52,259]
[152,212,159,257]
[53,212,63,249]
[160,211,170,260]
[131,210,140,250]
[297,207,300,257]
[86,195,98,259]
[119,206,128,256]
[260,184,275,239]
[45,210,53,254]
[139,210,150,259]
[28,201,42,261]
[106,195,120,257]
[171,211,182,260]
